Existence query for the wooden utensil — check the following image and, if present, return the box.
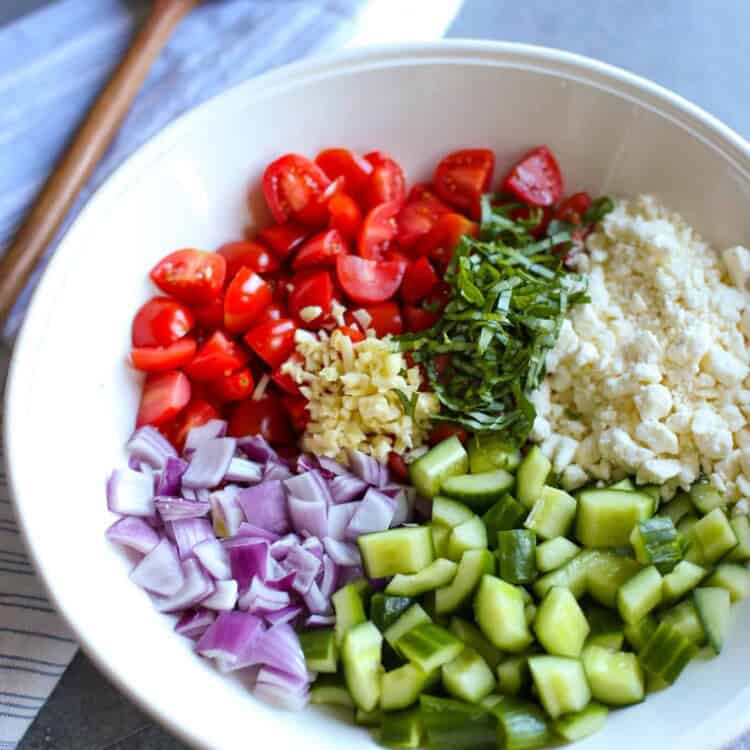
[0,0,200,325]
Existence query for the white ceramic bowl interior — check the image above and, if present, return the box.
[7,42,750,750]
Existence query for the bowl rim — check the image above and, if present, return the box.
[6,39,750,750]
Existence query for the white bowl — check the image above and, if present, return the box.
[6,41,750,750]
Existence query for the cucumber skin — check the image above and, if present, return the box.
[517,446,552,509]
[441,470,515,512]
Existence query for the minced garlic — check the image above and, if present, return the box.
[283,329,439,462]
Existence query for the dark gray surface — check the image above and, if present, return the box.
[6,0,750,748]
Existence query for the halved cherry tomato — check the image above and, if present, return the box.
[262,154,331,224]
[131,297,194,348]
[217,240,280,279]
[434,149,495,219]
[223,268,272,333]
[358,201,400,261]
[258,222,309,260]
[362,151,406,210]
[416,213,479,268]
[315,148,372,197]
[244,318,298,369]
[227,392,293,444]
[336,325,366,343]
[555,192,592,225]
[387,452,410,483]
[402,304,440,332]
[336,255,407,304]
[192,297,225,330]
[254,302,286,327]
[292,229,348,271]
[359,302,403,337]
[262,272,292,304]
[150,249,226,305]
[136,370,191,427]
[288,270,333,325]
[166,399,220,451]
[186,331,248,381]
[281,396,310,433]
[400,257,440,304]
[327,193,363,241]
[131,338,197,372]
[271,352,303,396]
[294,177,345,228]
[396,184,452,250]
[502,145,563,207]
[212,368,255,402]
[428,423,469,446]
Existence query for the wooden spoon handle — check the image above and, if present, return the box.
[0,0,200,325]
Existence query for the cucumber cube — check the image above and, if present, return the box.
[379,709,423,749]
[449,616,503,669]
[517,446,552,509]
[706,562,750,602]
[576,489,651,547]
[436,549,495,615]
[533,551,592,600]
[609,478,635,491]
[358,526,434,578]
[396,623,464,673]
[431,524,450,557]
[332,583,367,644]
[386,558,458,597]
[623,614,658,652]
[586,606,625,651]
[468,433,521,473]
[419,695,497,750]
[355,708,383,726]
[441,469,515,512]
[496,656,530,696]
[662,560,707,604]
[384,604,432,649]
[582,645,644,705]
[689,479,726,515]
[447,516,487,561]
[524,486,577,540]
[630,516,683,573]
[299,628,338,673]
[475,575,533,652]
[586,550,641,608]
[528,656,591,719]
[639,621,697,684]
[617,565,663,624]
[534,587,590,657]
[553,701,608,742]
[381,662,432,711]
[536,537,580,572]
[309,675,354,707]
[432,496,474,528]
[490,696,551,750]
[409,436,468,499]
[729,515,750,561]
[660,600,706,646]
[693,508,737,562]
[442,647,496,703]
[342,622,383,711]
[370,594,413,631]
[497,529,537,584]
[693,587,731,654]
[482,494,528,541]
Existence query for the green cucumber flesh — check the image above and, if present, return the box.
[489,696,551,750]
[517,446,552,509]
[661,492,693,525]
[384,603,432,650]
[576,489,652,547]
[370,593,413,631]
[342,621,383,712]
[689,479,726,515]
[527,655,591,719]
[332,583,367,644]
[431,496,474,528]
[497,529,537,584]
[496,655,531,697]
[482,494,527,542]
[693,586,731,653]
[617,565,663,625]
[524,486,577,540]
[298,628,338,673]
[386,558,458,597]
[380,662,432,711]
[693,508,737,562]
[379,709,423,749]
[309,675,354,708]
[409,436,468,500]
[475,574,533,653]
[533,551,593,600]
[660,599,706,646]
[431,524,450,558]
[396,622,464,673]
[441,470,515,512]
[706,562,750,602]
[441,646,496,703]
[662,560,707,604]
[728,515,750,561]
[446,515,488,561]
[533,586,590,658]
[639,621,697,684]
[358,526,434,578]
[535,537,580,573]
[630,516,683,573]
[435,548,495,615]
[468,433,521,473]
[582,644,644,705]
[586,550,641,608]
[586,606,625,650]
[553,701,608,741]
[623,614,658,652]
[419,695,496,750]
[449,616,503,668]
[610,478,635,491]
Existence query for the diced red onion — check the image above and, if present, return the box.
[221,535,269,550]
[329,474,368,505]
[270,534,301,561]
[196,610,264,666]
[193,538,231,580]
[210,487,244,536]
[170,518,214,560]
[280,546,321,594]
[296,453,320,475]
[248,623,306,676]
[239,577,291,614]
[284,470,333,506]
[154,558,214,612]
[389,489,414,527]
[305,614,336,629]
[347,449,381,486]
[337,566,364,588]
[346,488,395,537]
[175,608,216,639]
[237,480,290,535]
[318,555,339,599]
[155,497,211,522]
[224,457,263,484]
[126,426,178,470]
[368,577,389,591]
[323,537,361,567]
[377,461,391,488]
[182,438,237,489]
[155,457,188,496]
[237,435,279,463]
[327,502,359,541]
[130,538,184,596]
[105,516,160,554]
[288,495,328,540]
[265,605,303,627]
[257,664,309,694]
[262,462,293,481]
[254,682,309,711]
[182,487,210,503]
[229,540,269,590]
[236,522,280,543]
[107,468,155,517]
[265,570,296,592]
[201,579,239,611]
[317,456,349,476]
[301,536,324,560]
[303,581,331,615]
[184,419,227,454]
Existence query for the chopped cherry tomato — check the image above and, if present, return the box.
[327,193,363,241]
[362,151,406,210]
[336,325,366,343]
[292,229,348,271]
[192,297,225,330]
[262,272,292,304]
[254,302,286,327]
[281,396,310,433]
[166,399,221,451]
[223,268,272,333]
[402,303,440,332]
[358,302,403,337]
[294,177,345,228]
[315,148,372,197]
[416,213,479,268]
[288,270,334,325]
[130,338,197,372]
[227,392,294,444]
[258,222,309,260]
[358,201,400,261]
[512,204,554,238]
[555,192,592,225]
[150,249,226,305]
[186,331,248,381]
[136,370,191,427]
[400,257,440,304]
[336,255,407,304]
[271,352,303,396]
[212,368,255,402]
[396,184,452,250]
[217,240,280,279]
[428,423,469,446]
[131,296,194,348]
[387,452,410,483]
[262,153,331,224]
[244,318,298,368]
[502,145,563,207]
[434,149,495,218]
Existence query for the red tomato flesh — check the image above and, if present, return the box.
[131,296,194,348]
[355,302,403,337]
[387,452,410,483]
[192,297,225,330]
[336,325,366,343]
[434,149,495,218]
[150,249,226,306]
[136,370,191,427]
[227,392,294,444]
[212,368,255,402]
[400,257,440,304]
[328,193,363,241]
[336,255,406,305]
[358,201,400,261]
[315,148,372,197]
[257,223,309,261]
[555,192,592,225]
[223,268,272,333]
[244,318,298,369]
[362,152,406,210]
[186,331,248,381]
[262,154,331,224]
[288,270,334,325]
[416,213,479,268]
[428,423,469,446]
[131,338,197,372]
[271,352,303,396]
[502,145,563,207]
[166,399,220,451]
[281,396,310,433]
[217,240,280,279]
[396,184,452,250]
[292,229,348,271]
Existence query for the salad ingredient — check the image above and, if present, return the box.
[217,239,281,278]
[130,338,197,373]
[358,201,400,261]
[396,184,451,249]
[150,248,226,305]
[136,370,191,427]
[433,149,495,218]
[131,296,194,348]
[501,146,563,207]
[223,268,272,333]
[243,318,297,368]
[315,148,372,197]
[336,255,406,304]
[291,229,348,270]
[186,331,248,381]
[262,153,331,225]
[362,151,406,210]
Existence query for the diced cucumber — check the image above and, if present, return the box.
[524,486,577,540]
[662,560,707,604]
[533,587,590,657]
[447,515,488,561]
[639,621,697,684]
[309,675,354,708]
[441,470,515,512]
[496,655,531,696]
[483,494,527,541]
[342,621,383,711]
[419,695,496,750]
[729,515,750,562]
[693,508,737,562]
[370,594,413,631]
[661,492,693,526]
[468,433,522,473]
[641,484,661,503]
[333,583,367,644]
[553,701,608,742]
[661,600,706,646]
[517,446,552,509]
[386,558,458,597]
[630,516,683,573]
[527,656,591,719]
[585,550,641,608]
[442,647,496,703]
[524,603,537,626]
[617,565,663,624]
[677,514,699,535]
[693,587,731,654]
[475,575,533,652]
[381,662,432,711]
[358,526,434,578]
[533,551,592,600]
[535,537,580,573]
[384,604,432,649]
[355,707,383,726]
[497,529,537,584]
[380,709,423,749]
[450,616,503,668]
[622,614,658,652]
[431,524,450,558]
[432,496,474,528]
[436,549,495,615]
[586,606,625,651]
[576,489,651,547]
[489,696,551,750]
[299,628,338,673]
[706,562,750,602]
[582,645,644,705]
[409,437,468,500]
[689,479,726,515]
[396,623,464,673]
[610,478,635,491]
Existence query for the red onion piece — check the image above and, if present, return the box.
[196,610,264,666]
[107,468,155,517]
[284,470,333,506]
[193,538,230,580]
[155,457,188,497]
[329,474,368,505]
[130,538,184,596]
[126,426,178,470]
[184,419,227,455]
[237,480,290,535]
[182,438,237,489]
[229,540,269,590]
[323,537,361,567]
[106,516,160,554]
[155,497,211,522]
[154,558,214,613]
[201,579,239,611]
[346,488,396,538]
[288,495,328,540]
[169,518,214,560]
[175,608,216,639]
